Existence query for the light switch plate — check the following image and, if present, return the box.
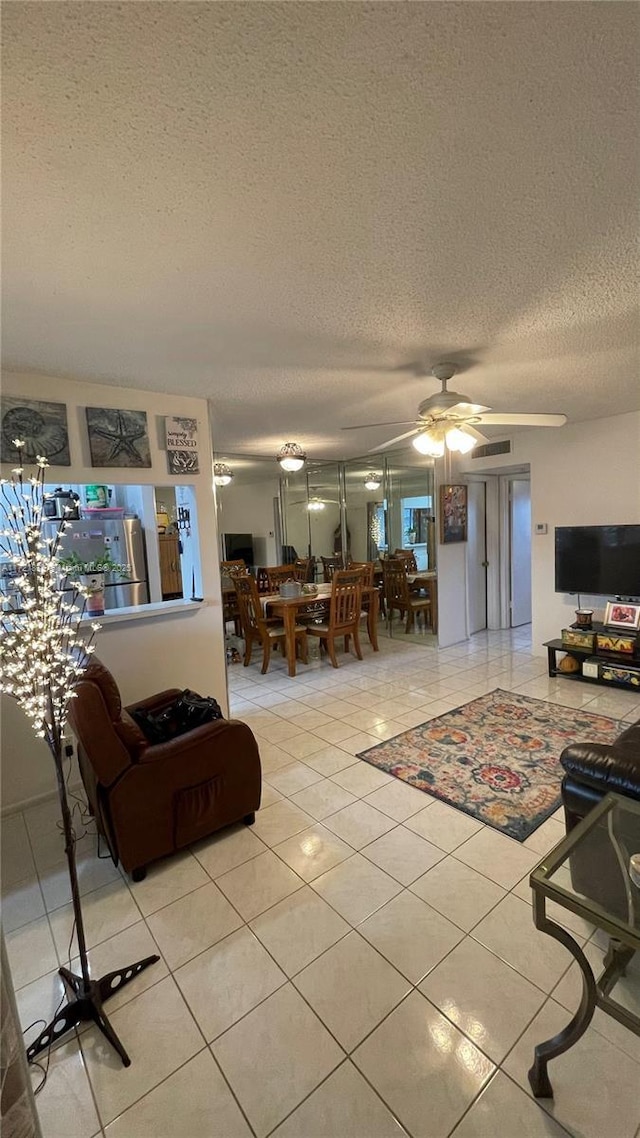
[535,523,548,535]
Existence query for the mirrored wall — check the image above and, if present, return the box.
[213,449,435,581]
[385,461,436,571]
[213,454,282,568]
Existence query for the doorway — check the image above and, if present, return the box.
[466,468,531,632]
[509,478,532,627]
[467,481,488,633]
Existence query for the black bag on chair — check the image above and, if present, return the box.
[132,689,224,744]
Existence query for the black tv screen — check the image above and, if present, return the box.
[223,533,254,565]
[555,525,640,597]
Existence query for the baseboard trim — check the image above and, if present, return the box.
[1,780,85,818]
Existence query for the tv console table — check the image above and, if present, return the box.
[545,623,640,693]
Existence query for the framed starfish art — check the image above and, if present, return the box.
[85,407,152,468]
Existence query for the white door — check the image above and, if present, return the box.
[467,481,488,633]
[510,479,532,626]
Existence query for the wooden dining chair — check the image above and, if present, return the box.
[320,554,343,582]
[346,561,376,617]
[382,558,431,633]
[306,569,363,668]
[233,573,308,674]
[347,561,374,587]
[393,548,418,572]
[220,558,247,574]
[343,561,377,648]
[220,561,248,636]
[293,557,315,583]
[255,567,270,594]
[264,564,297,591]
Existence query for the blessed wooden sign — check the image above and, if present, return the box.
[165,417,199,475]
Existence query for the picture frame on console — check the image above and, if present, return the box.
[603,601,640,631]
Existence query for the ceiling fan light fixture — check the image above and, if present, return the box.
[277,442,306,472]
[213,462,234,486]
[445,427,477,454]
[364,473,381,491]
[413,429,445,458]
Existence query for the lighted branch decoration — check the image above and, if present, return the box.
[0,444,100,738]
[0,441,158,1070]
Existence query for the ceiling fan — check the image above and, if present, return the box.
[291,487,340,511]
[342,362,567,457]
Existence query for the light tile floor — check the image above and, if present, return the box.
[3,626,640,1138]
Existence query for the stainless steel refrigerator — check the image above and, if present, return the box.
[44,518,149,609]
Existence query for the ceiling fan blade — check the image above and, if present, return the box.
[474,413,567,427]
[463,425,490,444]
[368,427,420,453]
[341,419,416,431]
[447,402,491,417]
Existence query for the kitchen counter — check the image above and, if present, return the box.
[81,599,205,626]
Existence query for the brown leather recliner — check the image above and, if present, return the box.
[67,657,261,881]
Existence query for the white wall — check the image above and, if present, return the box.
[433,455,469,647]
[217,478,280,565]
[459,411,640,653]
[436,543,469,647]
[1,372,226,810]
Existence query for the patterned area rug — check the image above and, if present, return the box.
[357,689,622,841]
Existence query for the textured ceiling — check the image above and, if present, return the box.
[2,3,638,459]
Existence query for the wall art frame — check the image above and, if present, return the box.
[85,407,152,468]
[439,483,468,544]
[0,397,71,466]
[165,417,199,475]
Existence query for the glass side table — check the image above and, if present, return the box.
[528,792,640,1098]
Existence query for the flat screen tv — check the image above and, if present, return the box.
[554,525,640,597]
[223,533,254,566]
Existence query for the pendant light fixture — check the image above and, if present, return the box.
[412,424,477,457]
[277,442,306,472]
[364,473,381,491]
[213,462,234,486]
[444,427,477,454]
[412,428,445,457]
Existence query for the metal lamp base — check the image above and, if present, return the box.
[26,954,159,1068]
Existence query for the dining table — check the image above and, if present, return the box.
[406,571,438,635]
[263,585,380,677]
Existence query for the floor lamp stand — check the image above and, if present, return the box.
[26,740,159,1069]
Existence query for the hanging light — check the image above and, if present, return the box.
[277,442,306,472]
[213,462,234,486]
[413,428,445,458]
[445,427,477,454]
[364,473,381,491]
[307,499,325,512]
[412,424,477,457]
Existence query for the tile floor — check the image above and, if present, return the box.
[3,626,640,1138]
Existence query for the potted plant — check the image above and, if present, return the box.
[58,551,130,616]
[405,527,417,545]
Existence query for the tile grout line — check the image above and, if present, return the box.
[134,846,512,1136]
[24,814,108,1138]
[78,909,260,1135]
[14,629,640,1138]
[83,843,273,1138]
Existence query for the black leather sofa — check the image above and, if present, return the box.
[560,719,640,916]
